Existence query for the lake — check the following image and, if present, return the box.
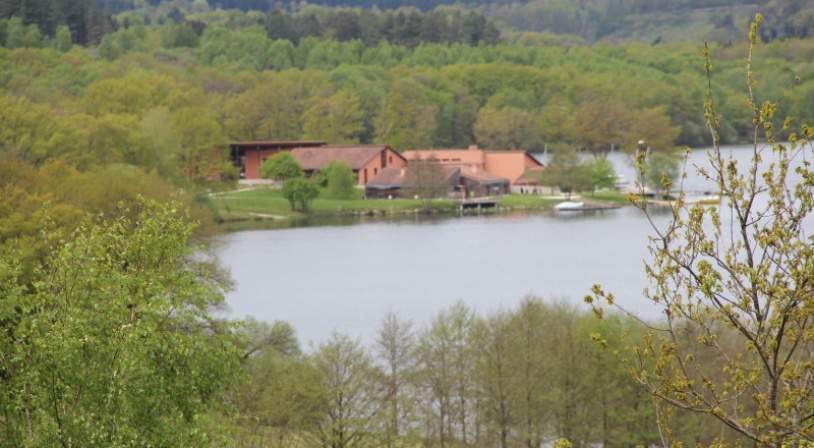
[214,144,812,344]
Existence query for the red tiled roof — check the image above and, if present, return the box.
[290,145,402,171]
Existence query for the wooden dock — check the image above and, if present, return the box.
[459,198,498,211]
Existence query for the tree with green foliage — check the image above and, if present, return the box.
[0,200,243,446]
[573,100,629,153]
[539,147,591,199]
[324,160,357,199]
[303,89,365,144]
[54,25,72,52]
[161,22,200,48]
[281,177,319,211]
[375,80,438,151]
[98,33,119,60]
[585,156,617,193]
[313,333,380,448]
[538,96,576,146]
[6,16,42,48]
[0,92,61,163]
[171,107,227,181]
[260,152,304,182]
[642,150,681,198]
[474,106,541,150]
[230,319,325,447]
[376,313,416,448]
[472,310,514,448]
[223,71,329,140]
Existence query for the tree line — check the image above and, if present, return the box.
[220,299,754,447]
[261,8,500,47]
[0,0,112,44]
[102,0,814,43]
[5,10,814,193]
[3,9,814,191]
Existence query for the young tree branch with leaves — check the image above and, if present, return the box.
[588,14,814,447]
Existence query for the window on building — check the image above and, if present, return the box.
[381,152,387,168]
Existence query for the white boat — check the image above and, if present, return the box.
[554,201,585,211]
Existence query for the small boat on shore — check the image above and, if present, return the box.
[554,201,585,211]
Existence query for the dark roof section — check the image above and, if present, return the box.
[459,168,510,185]
[525,152,545,167]
[368,165,461,190]
[291,145,403,171]
[367,167,405,189]
[230,140,326,150]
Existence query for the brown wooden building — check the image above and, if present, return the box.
[290,145,407,185]
[230,140,325,179]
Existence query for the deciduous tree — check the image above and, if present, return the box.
[281,177,319,211]
[539,147,591,199]
[313,333,380,448]
[588,15,814,446]
[0,200,243,446]
[261,152,303,182]
[324,160,357,199]
[302,89,365,144]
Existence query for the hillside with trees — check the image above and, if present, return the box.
[2,5,814,446]
[2,4,814,229]
[88,0,814,43]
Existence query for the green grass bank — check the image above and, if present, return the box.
[210,187,630,226]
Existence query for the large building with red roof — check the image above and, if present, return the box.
[290,145,406,185]
[230,141,406,185]
[403,145,544,186]
[230,140,325,179]
[230,141,543,195]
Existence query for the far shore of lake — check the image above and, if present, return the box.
[210,187,631,230]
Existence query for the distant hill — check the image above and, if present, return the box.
[3,0,812,44]
[487,0,814,43]
[94,0,814,43]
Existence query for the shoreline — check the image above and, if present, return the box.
[211,188,629,231]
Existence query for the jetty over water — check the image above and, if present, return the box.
[459,197,498,211]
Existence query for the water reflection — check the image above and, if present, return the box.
[215,144,812,344]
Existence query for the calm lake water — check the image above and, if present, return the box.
[214,144,812,344]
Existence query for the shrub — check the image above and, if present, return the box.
[281,177,319,211]
[261,152,303,182]
[324,161,356,199]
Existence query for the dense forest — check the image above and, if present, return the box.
[88,0,814,42]
[3,4,814,238]
[5,0,814,44]
[2,3,814,243]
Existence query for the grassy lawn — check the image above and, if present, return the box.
[582,190,633,205]
[497,194,561,208]
[211,187,458,221]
